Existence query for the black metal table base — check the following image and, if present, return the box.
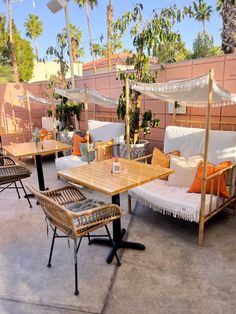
[90,194,145,264]
[89,227,145,264]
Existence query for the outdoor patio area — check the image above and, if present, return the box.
[0,156,236,314]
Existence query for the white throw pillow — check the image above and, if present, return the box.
[168,155,203,188]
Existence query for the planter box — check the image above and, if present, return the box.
[119,139,149,159]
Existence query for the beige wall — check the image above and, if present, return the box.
[29,62,83,83]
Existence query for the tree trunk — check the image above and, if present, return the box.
[8,0,19,82]
[85,0,96,74]
[71,37,77,63]
[34,37,39,62]
[221,0,236,54]
[107,0,113,72]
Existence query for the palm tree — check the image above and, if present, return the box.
[74,0,97,74]
[3,0,19,82]
[193,0,212,32]
[217,0,236,54]
[62,24,84,62]
[24,14,43,62]
[107,0,113,72]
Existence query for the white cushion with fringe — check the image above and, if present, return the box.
[129,179,224,223]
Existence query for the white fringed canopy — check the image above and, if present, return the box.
[14,92,54,105]
[130,74,236,107]
[54,86,119,161]
[54,87,118,107]
[13,91,58,139]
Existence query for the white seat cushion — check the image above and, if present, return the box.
[55,155,88,171]
[129,179,222,223]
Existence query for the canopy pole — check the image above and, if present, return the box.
[125,77,130,160]
[26,91,33,140]
[172,103,177,125]
[10,91,17,132]
[51,101,56,140]
[199,68,214,246]
[84,84,90,164]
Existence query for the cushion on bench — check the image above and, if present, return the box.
[55,155,88,171]
[88,120,125,142]
[164,126,236,164]
[129,179,224,223]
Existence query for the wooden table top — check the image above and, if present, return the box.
[58,158,174,196]
[3,140,72,158]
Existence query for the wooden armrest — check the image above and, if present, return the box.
[134,154,153,162]
[206,163,236,181]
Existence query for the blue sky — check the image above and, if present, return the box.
[0,0,222,62]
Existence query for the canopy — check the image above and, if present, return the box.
[14,92,60,105]
[129,74,236,107]
[54,87,118,107]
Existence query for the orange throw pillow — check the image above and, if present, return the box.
[188,160,231,198]
[151,148,180,180]
[73,134,87,156]
[40,128,48,141]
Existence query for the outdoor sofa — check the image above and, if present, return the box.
[129,125,236,245]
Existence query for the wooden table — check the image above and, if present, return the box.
[3,140,72,191]
[58,158,174,263]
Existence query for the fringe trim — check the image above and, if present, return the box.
[129,192,199,223]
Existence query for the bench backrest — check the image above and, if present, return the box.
[88,119,125,142]
[164,126,236,164]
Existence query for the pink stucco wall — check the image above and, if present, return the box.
[1,53,236,150]
[76,53,236,151]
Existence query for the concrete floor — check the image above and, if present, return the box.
[0,157,236,314]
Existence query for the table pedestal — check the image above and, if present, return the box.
[35,154,45,191]
[89,194,145,264]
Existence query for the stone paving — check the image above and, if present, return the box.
[0,157,236,314]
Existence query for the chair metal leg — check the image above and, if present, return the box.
[105,225,121,266]
[19,180,32,208]
[128,194,132,214]
[87,233,91,245]
[14,181,21,199]
[74,239,79,295]
[47,227,57,268]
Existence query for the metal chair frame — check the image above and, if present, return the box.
[26,184,122,295]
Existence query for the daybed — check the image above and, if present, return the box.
[55,120,125,171]
[129,125,236,223]
[127,70,236,245]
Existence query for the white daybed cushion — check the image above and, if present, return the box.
[129,179,222,223]
[167,155,203,188]
[164,126,236,164]
[88,120,125,142]
[55,155,88,171]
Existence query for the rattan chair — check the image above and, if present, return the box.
[26,184,123,295]
[0,156,32,207]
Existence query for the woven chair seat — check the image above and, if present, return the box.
[0,165,31,184]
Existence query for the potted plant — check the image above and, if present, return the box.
[46,74,83,131]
